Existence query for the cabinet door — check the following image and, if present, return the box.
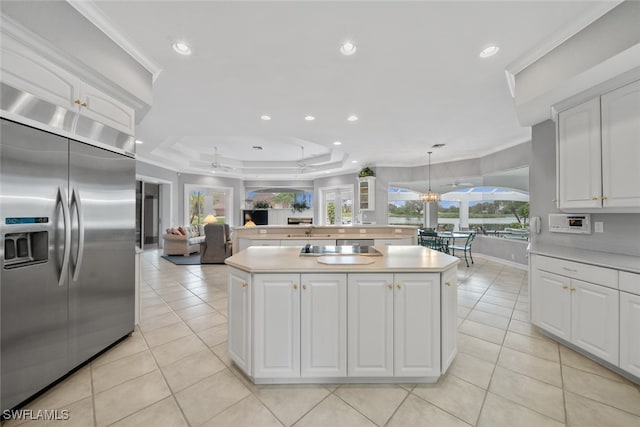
[557,98,602,208]
[358,177,375,211]
[300,274,347,377]
[78,82,135,135]
[228,269,251,374]
[531,270,571,341]
[441,268,458,374]
[620,291,640,377]
[348,273,393,377]
[394,273,441,377]
[571,280,619,365]
[0,36,78,112]
[254,274,300,378]
[601,80,640,208]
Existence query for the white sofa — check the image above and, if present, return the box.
[162,226,205,256]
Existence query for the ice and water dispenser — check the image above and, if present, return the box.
[3,217,48,268]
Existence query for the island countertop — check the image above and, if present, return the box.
[225,245,460,273]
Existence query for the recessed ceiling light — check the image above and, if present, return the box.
[260,115,271,121]
[135,139,144,144]
[172,41,192,56]
[305,115,315,121]
[340,41,357,56]
[351,160,358,164]
[333,141,342,146]
[347,115,358,122]
[479,45,499,58]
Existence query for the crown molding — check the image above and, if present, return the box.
[504,0,623,98]
[66,0,163,82]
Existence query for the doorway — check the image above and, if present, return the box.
[136,181,161,250]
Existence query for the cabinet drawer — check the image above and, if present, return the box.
[532,255,618,289]
[620,271,640,295]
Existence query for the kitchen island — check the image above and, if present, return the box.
[225,245,459,384]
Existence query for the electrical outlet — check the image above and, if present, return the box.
[595,222,604,233]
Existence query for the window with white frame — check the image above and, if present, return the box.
[184,184,234,226]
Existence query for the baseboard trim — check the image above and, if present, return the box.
[472,252,528,271]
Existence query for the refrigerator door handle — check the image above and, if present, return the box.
[57,186,71,287]
[71,188,85,282]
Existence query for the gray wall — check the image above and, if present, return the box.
[530,120,640,256]
[473,236,529,266]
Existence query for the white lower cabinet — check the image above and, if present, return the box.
[347,274,394,377]
[234,267,455,381]
[441,268,458,374]
[228,269,251,374]
[531,255,619,367]
[254,274,300,378]
[620,291,640,377]
[300,274,347,377]
[347,273,441,377]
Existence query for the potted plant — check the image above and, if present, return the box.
[358,167,375,178]
[253,200,271,209]
[291,199,309,212]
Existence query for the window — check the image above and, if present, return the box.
[319,185,353,225]
[184,184,233,225]
[387,187,423,226]
[245,190,313,210]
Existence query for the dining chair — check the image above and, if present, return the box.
[449,232,476,267]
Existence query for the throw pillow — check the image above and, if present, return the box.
[178,226,186,235]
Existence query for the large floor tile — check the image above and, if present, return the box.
[185,311,228,332]
[197,323,228,347]
[561,365,640,416]
[150,333,208,367]
[456,333,502,364]
[466,309,510,329]
[138,311,182,333]
[559,345,632,384]
[201,395,282,427]
[564,390,640,427]
[255,384,330,426]
[334,384,408,426]
[92,349,158,393]
[142,321,193,348]
[387,394,470,427]
[109,397,188,427]
[162,349,226,392]
[294,394,376,427]
[413,374,486,425]
[477,392,563,427]
[167,295,204,310]
[497,347,562,387]
[94,370,171,426]
[473,301,513,318]
[175,369,250,426]
[502,331,559,362]
[22,367,92,412]
[175,302,217,321]
[507,319,547,339]
[489,366,564,422]
[458,320,506,345]
[447,352,495,389]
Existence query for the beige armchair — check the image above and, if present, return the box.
[200,223,232,264]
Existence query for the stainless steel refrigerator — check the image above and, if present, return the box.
[0,118,135,411]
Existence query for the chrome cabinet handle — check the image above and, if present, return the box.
[58,186,71,287]
[71,188,85,282]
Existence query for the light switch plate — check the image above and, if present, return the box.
[594,222,604,233]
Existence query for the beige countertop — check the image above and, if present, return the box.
[242,233,414,240]
[529,243,640,274]
[225,245,460,273]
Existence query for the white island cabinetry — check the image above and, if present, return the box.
[226,245,459,384]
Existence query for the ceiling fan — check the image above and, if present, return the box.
[297,145,316,173]
[211,146,233,171]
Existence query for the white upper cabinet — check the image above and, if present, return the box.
[601,80,640,208]
[557,80,640,210]
[1,35,135,136]
[557,98,602,209]
[358,177,375,211]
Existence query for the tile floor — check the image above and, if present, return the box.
[5,250,640,427]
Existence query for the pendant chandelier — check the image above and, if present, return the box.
[420,151,440,203]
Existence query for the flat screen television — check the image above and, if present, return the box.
[243,209,268,225]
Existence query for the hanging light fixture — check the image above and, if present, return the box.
[420,151,440,203]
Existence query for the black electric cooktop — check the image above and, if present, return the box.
[299,244,382,256]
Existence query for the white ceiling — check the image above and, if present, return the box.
[85,0,607,179]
